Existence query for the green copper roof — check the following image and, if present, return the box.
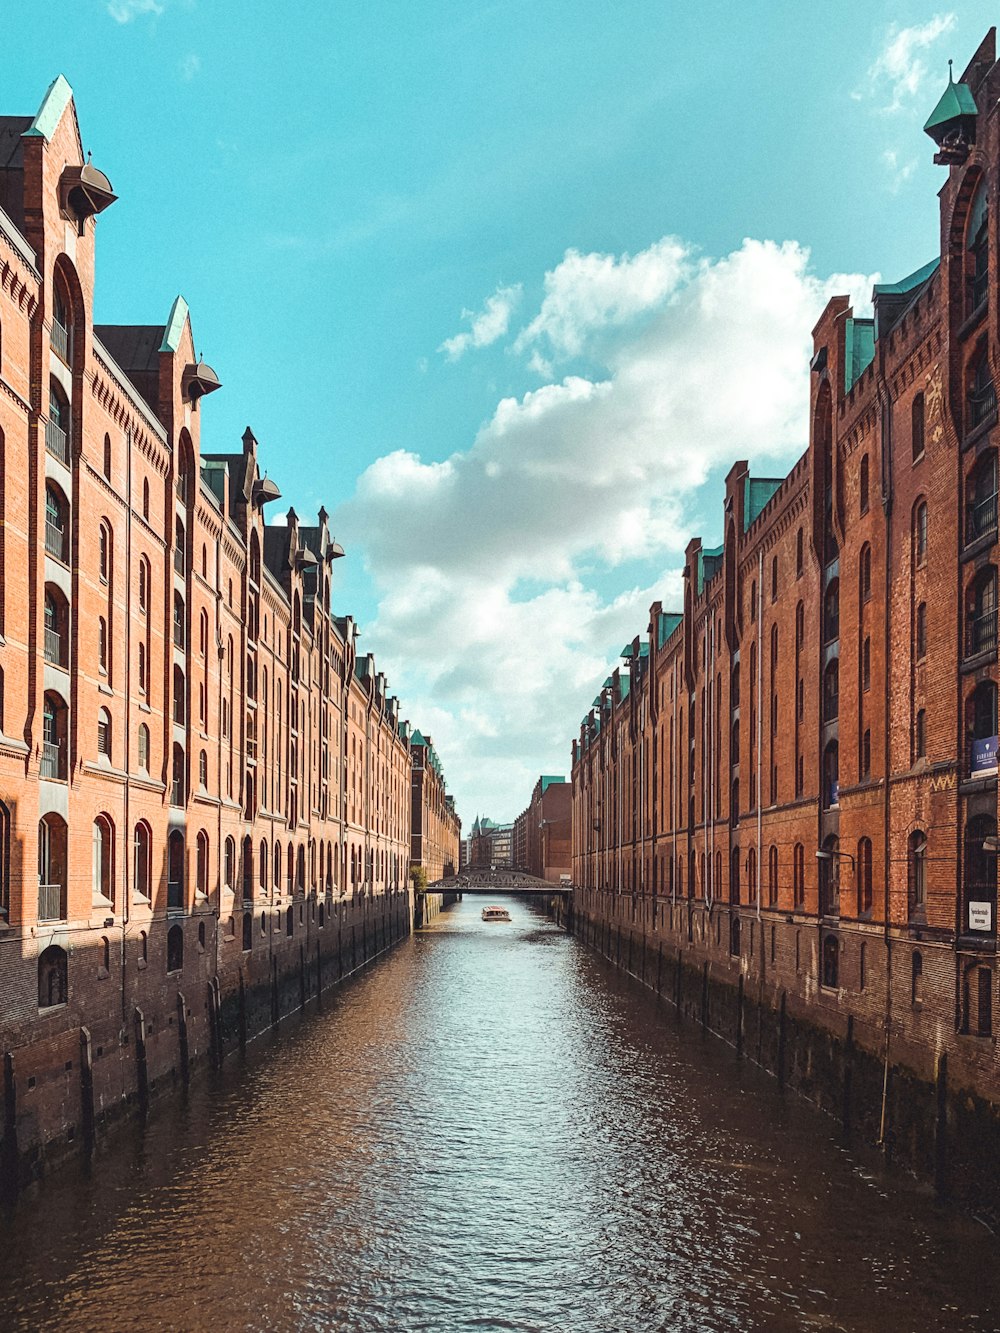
[160,295,190,353]
[25,74,73,141]
[873,258,939,297]
[657,611,682,649]
[540,775,566,793]
[620,641,650,660]
[409,729,426,747]
[618,675,630,701]
[744,477,783,531]
[844,317,875,393]
[924,69,977,134]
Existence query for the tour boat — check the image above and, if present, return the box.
[481,905,511,922]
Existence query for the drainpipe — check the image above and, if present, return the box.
[757,547,763,922]
[877,341,895,1148]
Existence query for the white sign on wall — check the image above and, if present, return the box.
[969,901,993,932]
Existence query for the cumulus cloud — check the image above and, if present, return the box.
[866,14,956,112]
[107,0,164,21]
[439,283,522,359]
[336,237,877,818]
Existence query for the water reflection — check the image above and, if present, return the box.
[2,895,998,1332]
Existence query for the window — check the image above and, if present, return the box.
[93,816,114,905]
[133,822,151,900]
[768,845,778,907]
[821,934,839,989]
[916,708,927,759]
[860,545,871,602]
[142,477,150,520]
[171,743,185,806]
[138,558,149,614]
[242,912,253,951]
[823,658,839,721]
[0,800,8,923]
[911,951,924,1005]
[98,618,108,674]
[968,681,998,776]
[138,723,149,772]
[824,579,839,643]
[286,905,294,937]
[857,838,873,914]
[861,728,871,778]
[97,707,111,758]
[37,813,67,920]
[796,527,804,577]
[860,454,869,514]
[173,664,186,724]
[99,523,111,584]
[966,566,998,657]
[103,433,112,479]
[38,945,67,1009]
[43,587,68,667]
[916,603,927,660]
[964,814,997,937]
[173,592,185,649]
[793,843,804,908]
[197,830,209,897]
[914,501,928,566]
[969,180,988,314]
[225,836,236,890]
[819,834,840,915]
[199,748,208,788]
[771,555,778,603]
[969,344,996,433]
[167,924,184,972]
[168,830,185,910]
[44,484,69,562]
[750,580,757,623]
[46,380,70,463]
[138,641,148,695]
[966,450,998,545]
[912,393,925,461]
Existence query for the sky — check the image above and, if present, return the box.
[7,1,999,825]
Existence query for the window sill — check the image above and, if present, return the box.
[961,530,997,563]
[961,647,998,674]
[963,412,997,453]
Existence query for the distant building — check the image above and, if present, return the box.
[469,815,514,868]
[513,776,572,882]
[407,729,461,883]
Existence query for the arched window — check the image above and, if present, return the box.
[860,544,871,602]
[913,501,928,566]
[793,843,804,907]
[197,829,210,897]
[730,719,740,764]
[138,556,150,614]
[41,692,67,780]
[912,392,925,461]
[99,521,112,585]
[224,836,236,890]
[260,839,269,893]
[969,178,988,313]
[768,845,778,906]
[138,722,150,772]
[37,813,67,921]
[142,477,150,520]
[43,586,68,667]
[242,836,253,900]
[286,905,294,937]
[139,930,148,964]
[908,830,927,918]
[966,450,998,545]
[103,433,112,479]
[857,837,872,914]
[823,742,839,808]
[862,636,871,691]
[51,270,72,361]
[97,706,112,759]
[199,748,207,788]
[915,599,928,660]
[167,923,184,972]
[47,380,70,463]
[796,527,804,577]
[747,847,757,906]
[173,664,186,725]
[821,935,839,990]
[860,454,869,514]
[0,800,9,923]
[287,842,294,896]
[171,743,185,806]
[823,579,839,643]
[44,483,69,562]
[964,814,997,937]
[966,565,997,657]
[968,680,998,776]
[173,591,185,649]
[167,829,185,910]
[92,815,114,905]
[771,555,778,603]
[819,834,840,916]
[823,658,839,721]
[296,845,305,892]
[274,841,282,892]
[133,822,151,900]
[749,580,757,623]
[38,945,68,1009]
[860,727,871,778]
[915,708,927,759]
[911,951,923,1005]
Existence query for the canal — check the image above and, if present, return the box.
[2,896,999,1332]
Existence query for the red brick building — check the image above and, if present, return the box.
[572,33,1000,1155]
[513,776,571,882]
[408,729,460,883]
[0,77,411,1182]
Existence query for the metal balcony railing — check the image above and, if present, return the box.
[967,492,998,546]
[44,626,63,665]
[44,518,68,561]
[971,269,989,316]
[40,739,64,779]
[969,381,997,433]
[173,621,185,650]
[824,691,839,723]
[45,418,68,465]
[167,879,184,910]
[38,882,63,921]
[966,608,998,658]
[174,546,185,575]
[50,319,70,363]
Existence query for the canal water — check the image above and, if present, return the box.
[2,896,999,1333]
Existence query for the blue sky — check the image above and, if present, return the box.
[7,1,998,822]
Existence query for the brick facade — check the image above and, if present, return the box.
[408,730,460,883]
[572,33,1000,1127]
[0,78,412,1183]
[513,776,571,882]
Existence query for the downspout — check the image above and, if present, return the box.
[757,546,763,922]
[877,342,895,1148]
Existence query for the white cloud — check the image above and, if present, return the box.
[107,0,164,21]
[336,237,878,819]
[179,53,201,81]
[439,283,522,360]
[866,14,956,112]
[882,148,917,192]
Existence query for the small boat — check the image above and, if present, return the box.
[481,905,511,922]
